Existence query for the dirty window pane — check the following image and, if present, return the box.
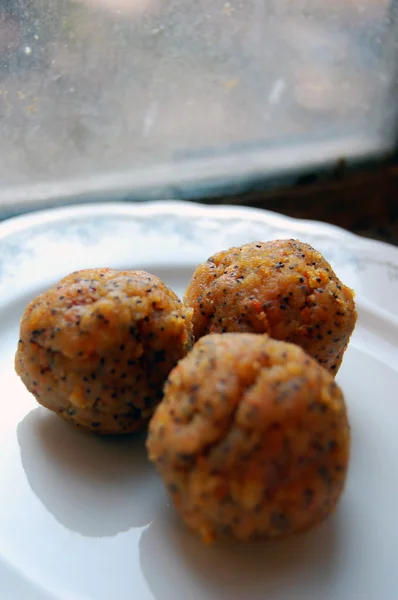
[0,0,396,209]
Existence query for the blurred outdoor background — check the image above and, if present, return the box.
[0,0,397,240]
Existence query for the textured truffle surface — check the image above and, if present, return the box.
[15,268,193,434]
[184,239,357,374]
[148,333,350,543]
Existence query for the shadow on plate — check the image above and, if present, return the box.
[139,505,343,600]
[17,407,164,537]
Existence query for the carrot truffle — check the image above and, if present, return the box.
[15,268,193,434]
[184,239,356,374]
[147,333,350,543]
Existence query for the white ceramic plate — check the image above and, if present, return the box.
[1,201,398,600]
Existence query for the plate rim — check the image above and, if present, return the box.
[0,199,397,260]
